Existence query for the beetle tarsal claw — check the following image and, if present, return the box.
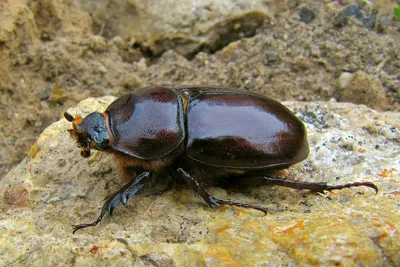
[101,172,150,215]
[323,181,379,194]
[71,172,150,233]
[72,214,104,234]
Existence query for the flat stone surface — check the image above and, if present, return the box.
[1,97,399,266]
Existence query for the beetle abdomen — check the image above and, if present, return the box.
[186,91,309,169]
[106,87,185,160]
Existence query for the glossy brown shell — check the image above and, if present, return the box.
[106,86,185,159]
[185,89,309,169]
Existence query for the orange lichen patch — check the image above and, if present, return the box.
[331,221,357,231]
[135,242,242,266]
[371,218,396,232]
[377,168,397,178]
[215,225,231,234]
[378,232,389,242]
[358,147,366,153]
[275,220,305,234]
[215,205,230,213]
[27,143,40,158]
[370,217,398,245]
[209,250,240,266]
[2,186,29,209]
[197,244,240,266]
[267,220,308,258]
[267,216,386,265]
[235,207,253,216]
[383,190,400,196]
[89,245,100,254]
[89,244,108,255]
[243,220,263,232]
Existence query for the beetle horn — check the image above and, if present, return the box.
[64,112,74,122]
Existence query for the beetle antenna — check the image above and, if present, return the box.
[64,112,74,122]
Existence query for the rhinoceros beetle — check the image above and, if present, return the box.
[65,86,377,233]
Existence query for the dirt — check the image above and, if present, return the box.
[0,0,399,180]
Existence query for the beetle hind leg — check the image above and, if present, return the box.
[72,172,150,233]
[261,177,378,193]
[234,176,378,194]
[177,168,268,214]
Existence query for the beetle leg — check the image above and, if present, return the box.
[245,176,378,194]
[177,168,268,214]
[72,171,150,233]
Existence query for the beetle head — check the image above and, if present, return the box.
[64,111,111,158]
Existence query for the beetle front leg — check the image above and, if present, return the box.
[72,171,150,233]
[177,168,267,214]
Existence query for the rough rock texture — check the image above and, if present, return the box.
[76,0,270,57]
[1,97,399,266]
[337,70,388,110]
[1,0,399,180]
[0,0,92,179]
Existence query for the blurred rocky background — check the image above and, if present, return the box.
[0,0,399,180]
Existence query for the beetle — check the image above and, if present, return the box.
[65,86,377,233]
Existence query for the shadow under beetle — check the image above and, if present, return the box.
[65,86,378,233]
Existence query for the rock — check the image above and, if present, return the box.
[88,35,109,53]
[75,0,270,57]
[336,70,388,110]
[0,97,399,266]
[338,71,353,89]
[335,4,378,29]
[0,0,93,179]
[0,1,40,89]
[299,5,318,24]
[29,0,92,39]
[376,15,389,32]
[265,50,280,64]
[292,57,313,72]
[0,0,91,89]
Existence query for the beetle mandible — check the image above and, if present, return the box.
[65,86,377,233]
